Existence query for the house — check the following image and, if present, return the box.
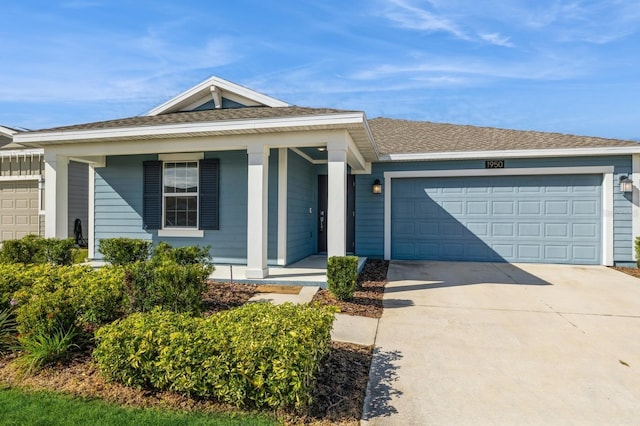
[0,125,88,244]
[13,76,640,276]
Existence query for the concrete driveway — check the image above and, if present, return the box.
[362,261,640,425]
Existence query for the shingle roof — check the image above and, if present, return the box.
[369,117,640,155]
[24,106,359,133]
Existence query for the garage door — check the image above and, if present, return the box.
[0,180,40,241]
[391,175,602,264]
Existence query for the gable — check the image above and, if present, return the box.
[147,75,290,116]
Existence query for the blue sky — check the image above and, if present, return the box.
[1,0,639,140]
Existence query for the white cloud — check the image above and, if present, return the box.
[479,32,515,47]
[379,0,471,40]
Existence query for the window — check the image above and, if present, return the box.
[143,155,219,236]
[163,161,198,228]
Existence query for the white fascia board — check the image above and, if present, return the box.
[0,126,17,137]
[147,76,290,116]
[14,113,366,145]
[0,148,43,158]
[382,146,640,161]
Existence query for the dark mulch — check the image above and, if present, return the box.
[312,259,389,318]
[611,266,640,279]
[202,281,257,315]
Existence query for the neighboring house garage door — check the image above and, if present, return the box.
[391,175,602,264]
[0,180,39,241]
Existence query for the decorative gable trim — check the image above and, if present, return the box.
[147,76,290,116]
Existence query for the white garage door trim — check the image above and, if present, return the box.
[383,166,615,265]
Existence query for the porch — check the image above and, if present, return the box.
[208,255,367,288]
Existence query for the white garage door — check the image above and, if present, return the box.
[0,180,40,241]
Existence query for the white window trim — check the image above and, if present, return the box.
[383,166,615,266]
[159,152,204,238]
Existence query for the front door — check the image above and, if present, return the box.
[317,174,355,253]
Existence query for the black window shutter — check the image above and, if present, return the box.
[199,159,219,230]
[142,161,162,230]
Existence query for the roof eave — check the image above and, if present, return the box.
[14,113,368,146]
[147,76,290,116]
[380,146,640,161]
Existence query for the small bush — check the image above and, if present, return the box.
[41,238,76,265]
[94,303,337,410]
[75,266,127,328]
[327,256,358,301]
[11,264,126,337]
[15,326,80,374]
[152,242,212,266]
[12,265,90,338]
[98,238,152,265]
[0,235,75,266]
[0,308,17,355]
[71,248,88,264]
[124,260,212,314]
[0,263,29,309]
[635,236,640,267]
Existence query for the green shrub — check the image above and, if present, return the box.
[75,266,127,328]
[41,238,75,265]
[94,303,337,410]
[0,308,17,355]
[124,260,212,314]
[0,263,29,309]
[0,235,75,266]
[98,238,152,265]
[152,242,212,265]
[0,235,41,264]
[635,236,640,267]
[12,265,90,337]
[15,326,80,374]
[71,248,88,264]
[11,264,126,337]
[327,256,358,301]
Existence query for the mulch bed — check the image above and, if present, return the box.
[611,266,640,279]
[1,259,389,425]
[312,259,389,318]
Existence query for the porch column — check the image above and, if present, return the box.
[44,152,69,238]
[327,144,347,257]
[246,145,269,278]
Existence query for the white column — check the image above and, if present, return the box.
[88,165,96,259]
[246,146,269,278]
[327,144,347,257]
[632,154,640,262]
[44,153,69,238]
[277,148,288,265]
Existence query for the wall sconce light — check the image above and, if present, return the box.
[620,175,633,193]
[372,179,382,194]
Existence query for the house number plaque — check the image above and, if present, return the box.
[485,160,505,169]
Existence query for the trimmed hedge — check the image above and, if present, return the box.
[9,265,127,337]
[327,256,359,301]
[94,303,337,410]
[152,242,212,266]
[98,238,152,265]
[0,235,75,266]
[124,260,213,315]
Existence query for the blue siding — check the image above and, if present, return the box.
[355,156,633,264]
[286,149,316,263]
[193,98,246,111]
[94,155,155,256]
[94,150,280,264]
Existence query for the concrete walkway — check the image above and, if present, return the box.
[248,286,379,346]
[362,261,640,425]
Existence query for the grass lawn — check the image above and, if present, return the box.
[0,387,277,426]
